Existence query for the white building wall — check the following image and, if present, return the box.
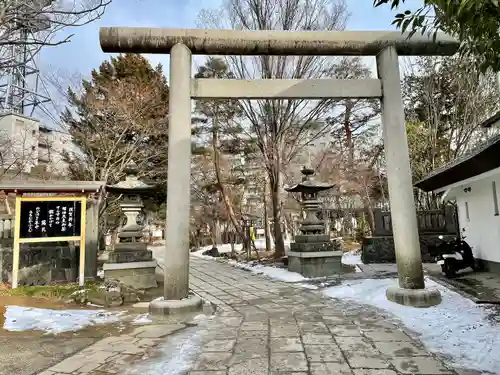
[38,129,71,174]
[450,169,500,264]
[0,113,71,175]
[0,112,39,172]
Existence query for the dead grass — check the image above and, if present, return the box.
[0,281,100,299]
[342,240,361,252]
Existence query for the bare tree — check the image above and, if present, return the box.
[191,153,228,246]
[193,57,248,246]
[403,56,500,209]
[0,126,38,178]
[0,0,111,65]
[0,1,111,117]
[191,151,247,254]
[198,0,349,257]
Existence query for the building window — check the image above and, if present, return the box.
[493,181,499,216]
[465,201,470,221]
[15,119,24,133]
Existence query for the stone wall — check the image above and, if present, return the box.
[0,240,78,285]
[361,234,456,264]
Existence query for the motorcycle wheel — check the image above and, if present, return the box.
[444,261,456,278]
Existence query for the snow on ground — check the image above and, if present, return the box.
[124,315,214,375]
[193,244,364,284]
[296,283,319,290]
[229,260,308,283]
[3,305,126,334]
[341,250,362,265]
[191,243,243,259]
[341,250,363,273]
[191,239,291,259]
[324,278,500,374]
[132,313,152,325]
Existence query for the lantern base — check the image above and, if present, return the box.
[288,251,347,278]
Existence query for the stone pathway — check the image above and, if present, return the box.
[38,257,473,375]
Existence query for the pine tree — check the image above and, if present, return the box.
[62,53,169,220]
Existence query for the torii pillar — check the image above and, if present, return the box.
[99,28,459,311]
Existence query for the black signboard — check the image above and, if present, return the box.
[19,200,82,239]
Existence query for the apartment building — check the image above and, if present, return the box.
[0,112,70,175]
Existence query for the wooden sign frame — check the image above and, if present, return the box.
[12,195,87,289]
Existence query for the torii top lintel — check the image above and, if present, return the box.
[99,27,459,56]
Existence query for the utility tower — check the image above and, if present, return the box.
[0,0,53,116]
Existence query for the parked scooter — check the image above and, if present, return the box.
[435,233,475,278]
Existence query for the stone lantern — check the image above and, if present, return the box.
[285,166,342,277]
[103,161,158,289]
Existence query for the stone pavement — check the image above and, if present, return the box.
[37,257,471,375]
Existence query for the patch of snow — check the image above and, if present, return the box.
[297,283,319,290]
[69,289,87,301]
[191,314,213,323]
[132,313,152,325]
[191,244,243,259]
[97,269,104,278]
[191,240,291,259]
[323,278,500,374]
[229,260,307,283]
[341,250,363,265]
[86,303,103,308]
[4,306,125,334]
[124,323,208,375]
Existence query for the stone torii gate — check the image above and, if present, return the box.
[100,28,459,311]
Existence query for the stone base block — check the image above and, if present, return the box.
[386,284,442,308]
[108,247,152,263]
[294,235,330,243]
[1,243,78,285]
[103,261,157,289]
[361,235,455,264]
[149,294,203,316]
[288,251,344,278]
[290,241,338,253]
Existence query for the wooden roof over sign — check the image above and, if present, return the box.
[0,181,106,193]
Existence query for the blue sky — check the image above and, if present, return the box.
[40,0,423,78]
[35,0,422,126]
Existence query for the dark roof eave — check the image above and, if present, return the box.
[481,111,500,128]
[0,181,106,193]
[414,135,500,192]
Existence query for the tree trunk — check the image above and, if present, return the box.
[210,221,217,245]
[263,181,271,251]
[212,117,259,260]
[362,197,375,235]
[344,103,354,171]
[269,171,285,258]
[230,232,236,258]
[214,219,222,245]
[211,119,245,242]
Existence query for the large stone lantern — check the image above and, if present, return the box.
[285,166,342,277]
[103,161,158,289]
